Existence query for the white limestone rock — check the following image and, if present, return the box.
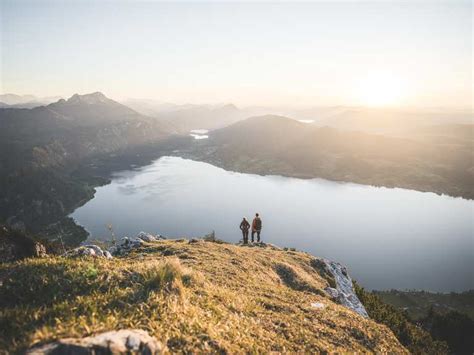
[27,329,163,354]
[109,232,164,256]
[64,244,112,259]
[322,259,369,318]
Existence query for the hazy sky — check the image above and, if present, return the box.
[1,0,472,108]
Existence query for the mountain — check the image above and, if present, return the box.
[123,99,247,133]
[183,115,474,199]
[0,93,175,240]
[0,93,38,105]
[0,92,171,172]
[47,92,145,126]
[156,103,243,133]
[0,237,420,353]
[0,101,46,109]
[0,93,62,109]
[275,106,473,136]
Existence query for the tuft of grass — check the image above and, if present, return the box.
[139,258,192,296]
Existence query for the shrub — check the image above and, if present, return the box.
[354,282,449,354]
[422,308,474,354]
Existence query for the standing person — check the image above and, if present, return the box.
[251,213,262,243]
[239,217,250,244]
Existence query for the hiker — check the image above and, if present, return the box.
[251,213,262,243]
[239,217,250,244]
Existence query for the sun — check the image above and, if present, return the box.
[357,72,405,107]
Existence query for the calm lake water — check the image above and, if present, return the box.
[72,156,474,291]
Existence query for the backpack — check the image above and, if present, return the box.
[254,217,262,230]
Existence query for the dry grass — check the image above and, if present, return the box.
[0,239,407,353]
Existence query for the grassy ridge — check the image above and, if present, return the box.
[0,240,406,353]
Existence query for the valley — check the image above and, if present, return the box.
[1,93,472,246]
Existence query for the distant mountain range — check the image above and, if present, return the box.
[124,98,473,137]
[0,93,62,109]
[1,92,472,243]
[122,98,250,133]
[183,115,474,199]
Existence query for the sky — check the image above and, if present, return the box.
[1,0,472,108]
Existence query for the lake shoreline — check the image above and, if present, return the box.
[174,149,473,201]
[72,156,474,292]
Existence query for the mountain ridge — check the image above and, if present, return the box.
[182,115,474,199]
[0,236,412,353]
[0,92,176,240]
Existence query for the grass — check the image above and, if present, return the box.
[0,239,407,353]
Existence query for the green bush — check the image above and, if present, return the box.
[422,308,474,354]
[354,282,449,354]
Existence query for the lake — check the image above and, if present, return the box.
[72,156,474,291]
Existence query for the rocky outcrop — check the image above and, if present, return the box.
[62,232,164,259]
[109,232,164,255]
[323,259,369,318]
[64,244,112,259]
[27,329,163,354]
[0,225,46,262]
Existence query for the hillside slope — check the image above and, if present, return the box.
[186,115,474,199]
[0,92,171,173]
[0,239,406,353]
[0,93,175,239]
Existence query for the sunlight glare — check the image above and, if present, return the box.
[357,72,406,107]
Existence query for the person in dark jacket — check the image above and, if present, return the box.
[251,213,262,243]
[239,217,250,244]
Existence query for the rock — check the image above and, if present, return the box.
[33,241,47,258]
[27,329,163,354]
[109,232,164,256]
[64,244,112,259]
[136,231,163,242]
[311,302,326,309]
[324,287,340,299]
[109,237,142,256]
[323,260,368,318]
[0,225,47,262]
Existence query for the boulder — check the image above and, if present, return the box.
[136,231,162,242]
[64,244,112,259]
[27,329,163,354]
[109,232,164,256]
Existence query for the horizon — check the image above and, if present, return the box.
[1,2,473,352]
[1,0,472,109]
[1,90,472,112]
